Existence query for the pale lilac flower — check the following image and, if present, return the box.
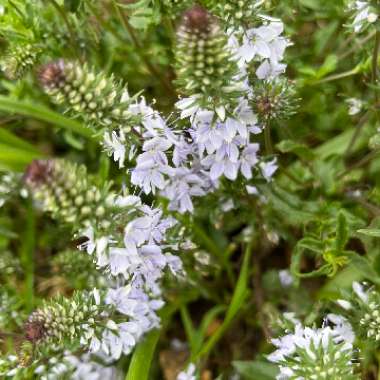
[325,314,355,345]
[279,270,293,287]
[260,158,278,181]
[246,185,259,195]
[231,22,289,75]
[240,143,260,179]
[103,131,126,168]
[349,1,378,33]
[162,167,209,213]
[346,98,363,115]
[202,150,240,181]
[352,281,369,302]
[131,137,173,194]
[256,59,287,80]
[128,96,167,136]
[64,353,120,380]
[268,321,355,379]
[177,363,196,380]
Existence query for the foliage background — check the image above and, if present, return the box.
[1,0,380,379]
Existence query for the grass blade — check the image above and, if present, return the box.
[0,96,93,138]
[195,242,253,359]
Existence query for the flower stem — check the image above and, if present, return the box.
[111,1,176,97]
[264,123,273,155]
[194,241,253,360]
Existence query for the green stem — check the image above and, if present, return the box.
[264,124,273,155]
[111,1,176,96]
[313,67,359,84]
[372,31,380,86]
[338,149,380,178]
[47,0,81,60]
[194,242,253,360]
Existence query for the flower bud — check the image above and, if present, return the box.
[175,5,242,110]
[38,60,138,134]
[24,159,111,230]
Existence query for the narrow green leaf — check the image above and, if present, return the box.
[357,228,380,237]
[195,243,253,359]
[180,305,196,352]
[0,143,44,170]
[276,139,315,160]
[125,329,160,380]
[0,128,40,153]
[0,96,93,138]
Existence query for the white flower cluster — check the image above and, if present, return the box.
[268,316,356,380]
[348,1,378,32]
[337,282,380,343]
[0,173,18,208]
[34,352,121,380]
[177,363,196,380]
[229,18,290,80]
[89,285,164,360]
[77,194,184,360]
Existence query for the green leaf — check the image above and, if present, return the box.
[346,252,380,285]
[276,139,316,160]
[298,237,324,253]
[0,143,44,170]
[315,54,338,79]
[125,329,160,380]
[335,212,348,252]
[0,128,40,153]
[357,228,380,238]
[232,360,278,380]
[195,242,253,359]
[0,96,93,139]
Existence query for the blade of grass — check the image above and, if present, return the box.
[0,143,44,170]
[125,329,160,380]
[0,128,40,153]
[0,96,93,138]
[190,305,226,360]
[125,305,178,380]
[194,242,253,360]
[180,305,196,352]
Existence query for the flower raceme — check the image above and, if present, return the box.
[38,59,141,144]
[268,317,359,380]
[337,282,380,344]
[23,158,183,364]
[23,159,113,230]
[0,43,42,80]
[23,158,183,285]
[175,5,244,112]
